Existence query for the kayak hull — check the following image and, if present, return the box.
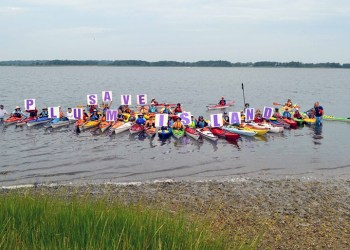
[114,122,133,134]
[27,117,51,127]
[158,128,172,139]
[207,101,235,110]
[172,129,185,139]
[223,125,257,136]
[196,128,218,142]
[210,127,240,140]
[129,124,145,134]
[185,127,201,140]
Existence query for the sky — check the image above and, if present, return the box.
[1,0,350,63]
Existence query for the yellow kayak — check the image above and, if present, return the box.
[304,118,316,124]
[241,125,269,135]
[82,120,100,129]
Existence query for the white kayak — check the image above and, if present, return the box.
[206,101,235,110]
[249,122,284,133]
[223,125,257,136]
[51,119,73,129]
[196,128,218,142]
[115,122,133,134]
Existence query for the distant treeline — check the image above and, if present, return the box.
[0,60,349,68]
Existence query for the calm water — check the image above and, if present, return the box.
[1,66,350,186]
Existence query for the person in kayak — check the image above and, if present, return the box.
[314,101,324,125]
[282,107,292,119]
[188,115,197,128]
[148,103,157,113]
[293,108,303,119]
[160,104,172,114]
[26,107,38,118]
[284,99,293,108]
[0,105,9,121]
[244,103,250,112]
[196,116,208,128]
[12,106,27,118]
[218,97,226,106]
[139,105,148,115]
[116,109,125,121]
[273,108,281,118]
[254,109,263,122]
[172,117,184,130]
[38,107,48,118]
[151,98,159,106]
[145,116,155,128]
[173,103,182,114]
[223,112,230,125]
[135,114,146,125]
[90,109,100,121]
[67,108,74,120]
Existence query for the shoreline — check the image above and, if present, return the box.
[2,178,349,249]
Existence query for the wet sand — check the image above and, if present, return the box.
[2,178,349,249]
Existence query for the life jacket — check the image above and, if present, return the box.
[293,112,302,119]
[223,116,229,123]
[140,108,147,114]
[149,106,157,113]
[282,111,291,118]
[162,108,171,114]
[117,114,124,120]
[173,121,183,130]
[91,114,99,121]
[197,120,206,128]
[40,111,48,118]
[219,100,226,105]
[146,121,155,128]
[13,112,22,118]
[136,118,145,125]
[174,107,182,113]
[29,109,37,117]
[188,120,196,128]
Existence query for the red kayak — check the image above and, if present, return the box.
[210,127,240,140]
[282,118,297,129]
[16,116,35,126]
[185,127,201,140]
[4,116,23,126]
[129,123,145,134]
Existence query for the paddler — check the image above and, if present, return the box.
[273,108,281,118]
[293,108,303,119]
[196,116,208,128]
[26,107,38,118]
[218,96,226,106]
[135,114,146,126]
[151,98,158,106]
[188,115,197,128]
[90,109,100,121]
[284,99,293,108]
[148,103,157,113]
[38,107,49,118]
[67,108,74,120]
[160,104,172,114]
[12,106,27,118]
[254,109,263,122]
[116,109,124,121]
[145,116,155,128]
[173,103,182,114]
[314,101,324,125]
[282,107,292,119]
[0,105,9,121]
[139,105,148,115]
[223,112,230,125]
[172,117,184,130]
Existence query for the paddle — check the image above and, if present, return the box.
[242,83,246,110]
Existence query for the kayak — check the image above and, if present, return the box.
[145,127,156,136]
[282,118,297,129]
[196,128,218,142]
[158,128,172,139]
[210,127,240,140]
[250,122,284,133]
[292,118,305,125]
[223,125,257,136]
[172,129,185,139]
[27,117,51,127]
[51,118,72,129]
[99,121,112,133]
[303,118,316,124]
[185,127,201,140]
[323,115,350,122]
[44,118,61,128]
[129,124,145,134]
[4,116,23,126]
[114,122,133,134]
[206,101,235,110]
[241,124,269,136]
[111,120,124,129]
[271,119,291,129]
[16,116,35,126]
[81,120,100,130]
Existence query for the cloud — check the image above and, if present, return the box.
[0,6,25,15]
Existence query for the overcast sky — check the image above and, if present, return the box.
[1,0,349,62]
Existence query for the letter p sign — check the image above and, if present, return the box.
[24,99,35,111]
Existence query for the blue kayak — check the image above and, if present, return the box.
[158,127,172,139]
[27,117,51,127]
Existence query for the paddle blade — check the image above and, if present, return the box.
[273,102,281,106]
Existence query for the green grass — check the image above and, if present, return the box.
[0,191,259,249]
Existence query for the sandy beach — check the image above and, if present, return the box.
[2,178,349,249]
